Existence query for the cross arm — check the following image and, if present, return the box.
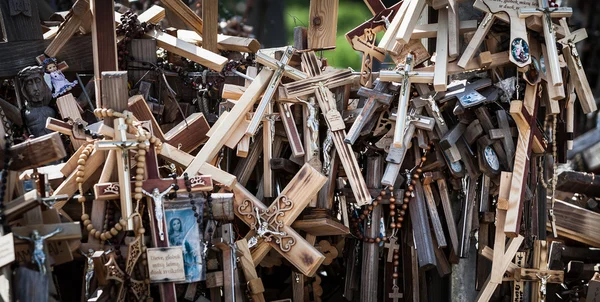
[282,69,354,99]
[94,175,213,201]
[256,52,307,81]
[12,222,82,243]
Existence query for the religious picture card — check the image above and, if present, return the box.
[165,197,205,282]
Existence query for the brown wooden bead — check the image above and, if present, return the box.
[389,204,396,210]
[396,223,402,228]
[389,210,396,216]
[421,156,427,162]
[368,205,373,211]
[400,210,406,216]
[393,273,399,278]
[138,228,145,234]
[382,236,388,242]
[394,260,399,266]
[78,195,86,203]
[416,168,423,173]
[402,204,408,210]
[76,177,84,183]
[81,214,90,221]
[408,185,414,191]
[389,197,396,203]
[375,237,381,243]
[368,238,375,243]
[397,216,404,222]
[76,171,85,177]
[86,224,94,231]
[110,228,119,236]
[94,232,101,239]
[376,196,382,201]
[100,233,107,241]
[119,219,127,227]
[413,173,420,179]
[404,197,410,203]
[389,187,394,191]
[405,191,411,197]
[393,254,399,260]
[372,201,379,206]
[411,180,417,185]
[380,190,387,196]
[134,193,143,200]
[105,232,112,240]
[390,222,396,228]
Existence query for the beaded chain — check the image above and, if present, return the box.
[77,109,165,242]
[0,136,11,232]
[350,141,432,279]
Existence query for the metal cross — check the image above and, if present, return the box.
[141,184,176,241]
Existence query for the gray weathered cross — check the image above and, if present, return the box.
[345,80,394,144]
[384,236,399,262]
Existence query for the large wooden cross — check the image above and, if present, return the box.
[232,163,326,276]
[505,83,547,237]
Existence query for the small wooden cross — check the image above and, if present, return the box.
[345,79,394,144]
[389,284,403,302]
[384,236,399,262]
[518,0,573,86]
[516,240,564,301]
[558,18,597,113]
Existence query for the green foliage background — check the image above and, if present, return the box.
[283,1,373,70]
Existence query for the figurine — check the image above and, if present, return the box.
[81,249,95,299]
[42,57,77,98]
[17,66,57,137]
[15,228,62,274]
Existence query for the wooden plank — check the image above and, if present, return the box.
[4,190,41,221]
[411,20,478,39]
[292,217,349,236]
[185,68,273,175]
[44,0,91,58]
[550,199,600,247]
[127,95,166,141]
[434,8,449,92]
[164,112,210,153]
[177,30,260,53]
[100,71,128,127]
[236,239,265,302]
[202,0,218,53]
[91,0,118,105]
[138,5,166,23]
[361,155,383,301]
[52,148,105,209]
[396,0,427,43]
[307,0,338,50]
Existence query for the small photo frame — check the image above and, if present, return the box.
[165,196,206,282]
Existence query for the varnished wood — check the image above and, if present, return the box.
[177,29,260,53]
[308,0,338,50]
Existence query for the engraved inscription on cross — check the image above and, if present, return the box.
[233,163,327,276]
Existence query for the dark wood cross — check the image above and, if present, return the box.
[474,106,509,169]
[389,284,403,302]
[489,110,516,169]
[505,83,547,237]
[384,236,399,263]
[345,79,394,144]
[105,235,149,302]
[345,0,403,87]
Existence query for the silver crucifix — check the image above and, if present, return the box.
[536,273,551,301]
[248,207,287,249]
[142,184,176,241]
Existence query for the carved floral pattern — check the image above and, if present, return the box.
[238,195,296,252]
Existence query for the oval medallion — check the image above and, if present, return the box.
[484,146,500,171]
[511,38,530,64]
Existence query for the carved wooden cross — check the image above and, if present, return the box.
[481,0,538,68]
[558,18,597,113]
[518,0,572,86]
[105,235,149,302]
[345,79,394,144]
[345,0,404,87]
[518,240,564,301]
[505,83,547,237]
[233,163,327,276]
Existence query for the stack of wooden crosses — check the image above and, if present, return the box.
[0,0,599,301]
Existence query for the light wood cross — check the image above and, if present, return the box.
[105,235,149,302]
[235,238,266,302]
[345,0,404,87]
[480,0,539,68]
[518,0,572,87]
[505,83,547,237]
[300,52,371,206]
[232,163,327,276]
[94,117,141,231]
[520,240,564,301]
[558,18,597,113]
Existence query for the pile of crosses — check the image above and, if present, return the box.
[1,0,600,301]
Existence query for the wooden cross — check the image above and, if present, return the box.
[489,110,516,169]
[438,78,492,108]
[278,102,305,158]
[94,117,141,231]
[481,0,538,68]
[393,53,416,148]
[518,0,572,86]
[246,47,293,137]
[558,18,597,113]
[389,284,404,302]
[384,236,399,262]
[281,69,354,100]
[235,238,266,302]
[214,223,244,302]
[0,132,66,172]
[410,156,436,269]
[424,171,459,253]
[505,83,547,237]
[345,0,404,87]
[300,52,371,206]
[434,8,449,92]
[233,163,327,276]
[474,106,509,169]
[105,235,149,302]
[345,80,394,144]
[519,240,564,301]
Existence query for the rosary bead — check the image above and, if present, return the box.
[119,219,128,227]
[86,224,94,231]
[100,233,107,241]
[404,191,411,197]
[393,260,399,266]
[368,238,375,243]
[149,136,157,144]
[136,162,146,169]
[389,210,396,216]
[392,273,399,278]
[135,181,143,187]
[101,108,108,117]
[134,187,143,193]
[389,197,396,203]
[372,201,379,206]
[389,186,394,191]
[89,229,96,237]
[111,228,119,236]
[389,203,395,210]
[375,237,381,243]
[411,180,417,185]
[77,159,86,165]
[421,156,427,162]
[402,204,408,210]
[82,149,90,156]
[382,236,388,242]
[138,228,145,234]
[137,149,146,156]
[136,168,145,175]
[390,222,396,228]
[138,142,148,150]
[399,210,405,216]
[77,166,85,172]
[76,171,85,177]
[78,195,86,203]
[403,197,409,203]
[396,223,402,228]
[380,190,387,196]
[368,205,373,211]
[79,153,88,160]
[135,174,144,181]
[408,185,414,191]
[360,214,366,220]
[76,177,84,183]
[107,109,114,116]
[105,232,112,240]
[125,118,134,125]
[94,232,101,239]
[81,214,90,221]
[134,193,143,200]
[397,216,404,222]
[393,254,399,260]
[416,168,423,174]
[376,196,382,201]
[362,209,369,215]
[413,173,420,179]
